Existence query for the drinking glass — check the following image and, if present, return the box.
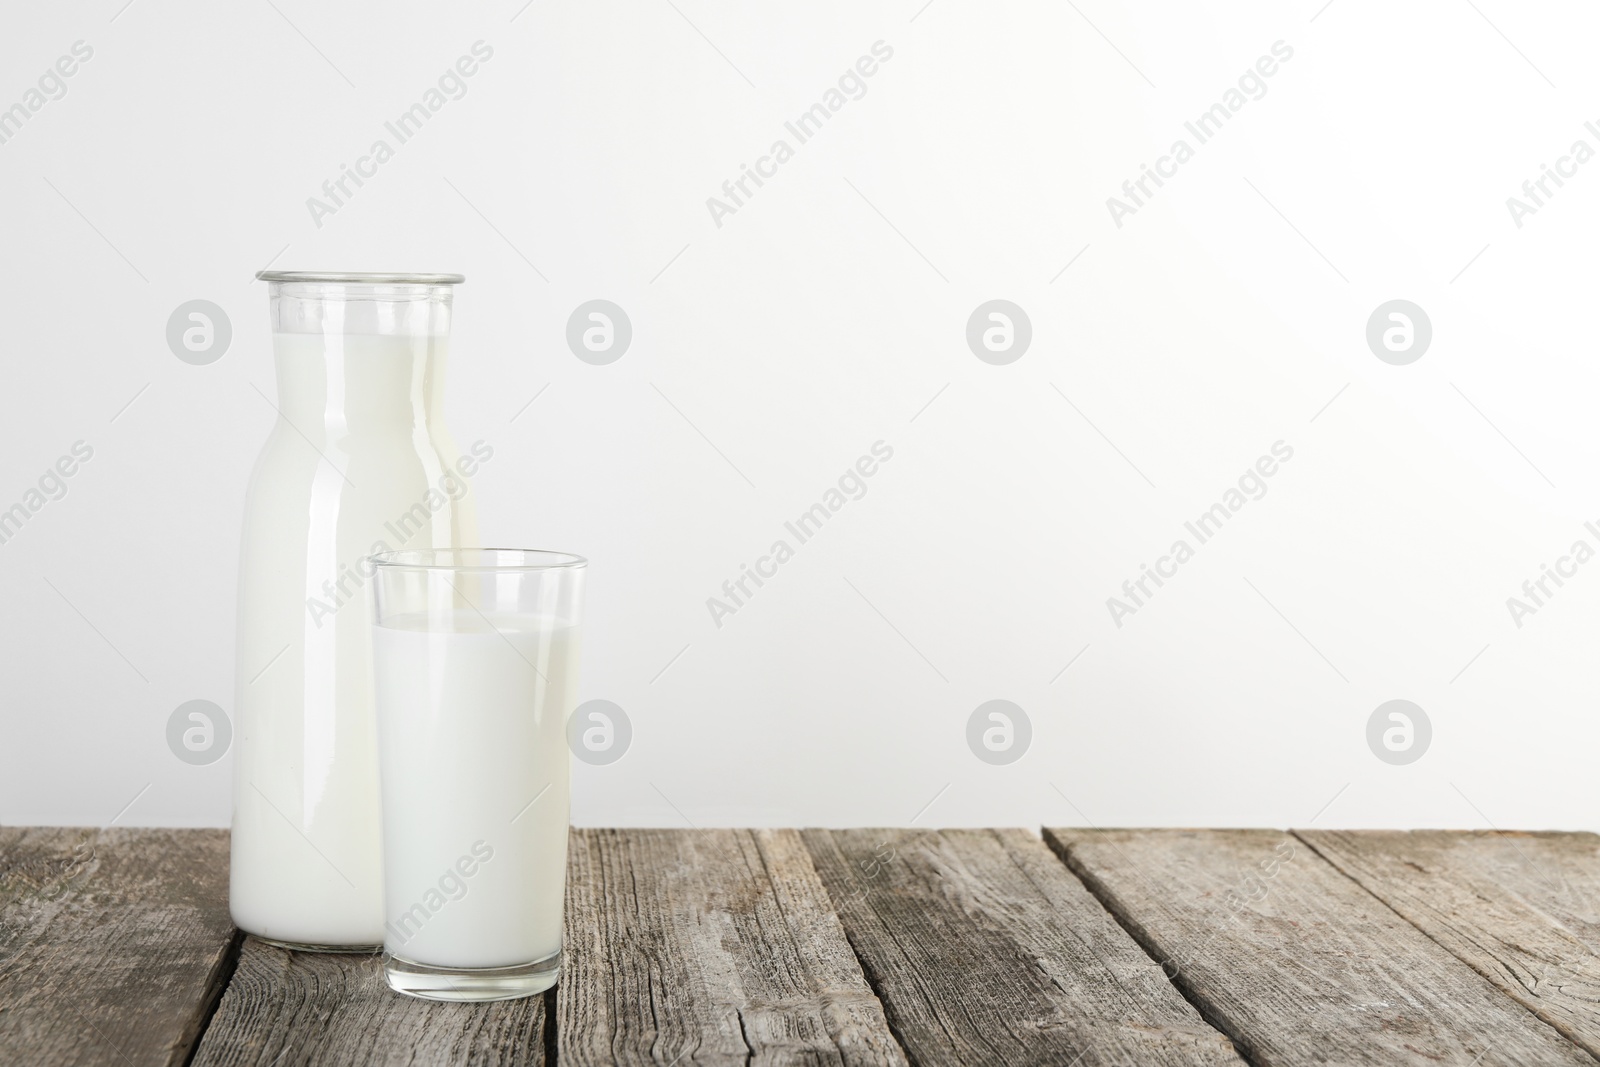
[369,548,585,1001]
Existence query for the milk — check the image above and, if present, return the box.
[231,332,476,948]
[371,611,576,969]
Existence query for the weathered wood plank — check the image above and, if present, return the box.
[1046,828,1596,1067]
[189,938,545,1066]
[803,828,1244,1067]
[0,827,239,1067]
[1300,830,1600,1061]
[561,828,906,1067]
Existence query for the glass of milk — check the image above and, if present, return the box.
[369,548,586,1001]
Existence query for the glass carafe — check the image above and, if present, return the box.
[231,272,479,949]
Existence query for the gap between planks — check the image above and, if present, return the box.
[180,928,247,1067]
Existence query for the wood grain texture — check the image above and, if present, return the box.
[1047,827,1597,1067]
[1300,830,1600,1060]
[561,828,906,1067]
[189,938,545,1066]
[0,826,239,1067]
[803,828,1244,1067]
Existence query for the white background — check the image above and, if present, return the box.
[2,0,1596,831]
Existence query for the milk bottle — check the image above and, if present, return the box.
[231,272,477,949]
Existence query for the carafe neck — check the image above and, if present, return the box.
[260,276,459,439]
[272,333,447,436]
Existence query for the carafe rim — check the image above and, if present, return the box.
[257,271,465,285]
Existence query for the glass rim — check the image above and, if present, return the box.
[256,270,466,285]
[369,548,587,573]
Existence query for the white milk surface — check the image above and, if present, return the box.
[372,611,576,969]
[231,332,474,947]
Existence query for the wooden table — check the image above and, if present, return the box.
[5,828,1600,1066]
